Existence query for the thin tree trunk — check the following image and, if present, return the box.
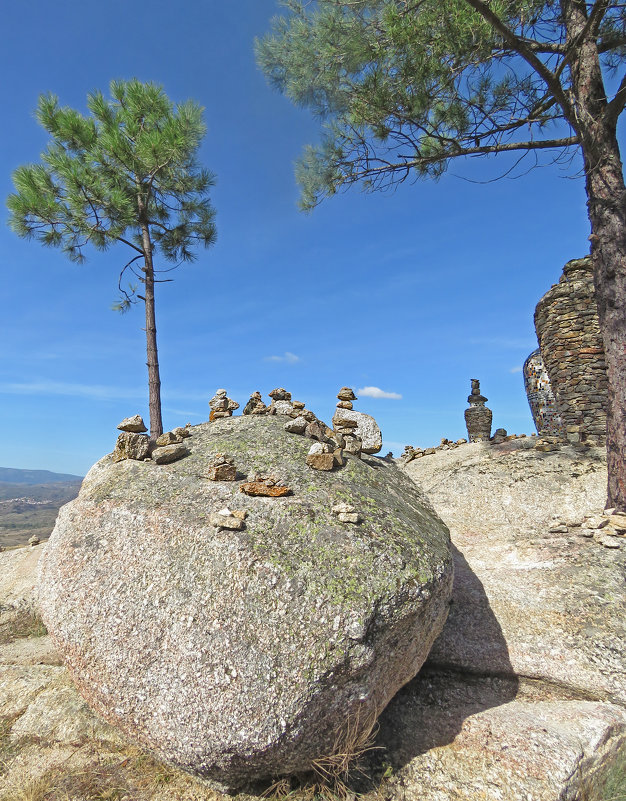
[564,0,626,510]
[140,223,163,441]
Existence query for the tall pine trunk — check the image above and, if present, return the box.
[140,222,163,442]
[583,138,626,511]
[565,0,626,510]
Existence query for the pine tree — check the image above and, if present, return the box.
[258,0,626,510]
[8,79,217,440]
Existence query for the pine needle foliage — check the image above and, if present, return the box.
[7,79,217,438]
[256,0,626,209]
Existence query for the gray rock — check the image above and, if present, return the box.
[155,431,184,447]
[332,409,382,454]
[112,432,150,463]
[284,416,308,435]
[151,444,189,464]
[38,415,452,792]
[116,415,147,433]
[269,399,295,417]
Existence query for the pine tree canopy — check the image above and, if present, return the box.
[7,79,217,306]
[256,0,626,209]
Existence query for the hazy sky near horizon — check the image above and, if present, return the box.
[1,1,606,475]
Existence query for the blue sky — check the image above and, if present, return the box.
[1,1,600,475]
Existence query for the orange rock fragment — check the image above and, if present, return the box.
[239,482,292,497]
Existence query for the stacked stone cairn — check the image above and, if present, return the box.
[113,415,151,462]
[331,502,362,524]
[267,387,296,416]
[265,387,344,471]
[209,389,240,421]
[464,379,493,442]
[206,453,236,481]
[243,391,268,415]
[209,507,247,531]
[112,415,190,464]
[332,388,363,457]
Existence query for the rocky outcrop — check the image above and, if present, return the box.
[38,415,453,792]
[390,439,626,799]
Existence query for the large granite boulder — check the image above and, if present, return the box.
[38,415,452,792]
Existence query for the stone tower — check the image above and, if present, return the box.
[464,379,492,442]
[534,257,608,444]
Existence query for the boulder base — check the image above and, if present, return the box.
[38,415,452,792]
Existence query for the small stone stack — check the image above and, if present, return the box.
[267,388,295,417]
[206,453,237,481]
[209,389,240,421]
[209,507,247,531]
[113,416,150,462]
[464,380,493,443]
[243,392,268,416]
[306,442,341,471]
[113,416,191,464]
[332,388,363,457]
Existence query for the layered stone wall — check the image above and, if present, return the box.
[534,257,608,444]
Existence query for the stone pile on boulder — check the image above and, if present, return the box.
[38,414,453,792]
[243,391,268,416]
[266,387,297,417]
[209,389,239,421]
[113,415,150,462]
[206,453,237,481]
[112,417,191,465]
[332,388,383,455]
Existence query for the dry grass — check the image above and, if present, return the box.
[263,707,382,801]
[0,610,47,644]
[0,742,219,801]
[578,747,626,801]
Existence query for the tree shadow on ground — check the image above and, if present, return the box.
[356,544,519,786]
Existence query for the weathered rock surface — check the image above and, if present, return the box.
[332,409,382,454]
[38,415,452,791]
[116,415,147,433]
[384,439,626,799]
[112,431,150,462]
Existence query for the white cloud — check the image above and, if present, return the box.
[509,366,523,374]
[264,352,300,365]
[0,380,143,401]
[357,386,402,400]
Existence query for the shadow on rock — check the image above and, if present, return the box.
[359,545,518,782]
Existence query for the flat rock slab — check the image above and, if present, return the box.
[378,670,626,801]
[0,544,45,612]
[392,440,626,799]
[38,415,453,791]
[404,440,625,704]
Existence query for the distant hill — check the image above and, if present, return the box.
[0,467,83,485]
[0,467,83,548]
